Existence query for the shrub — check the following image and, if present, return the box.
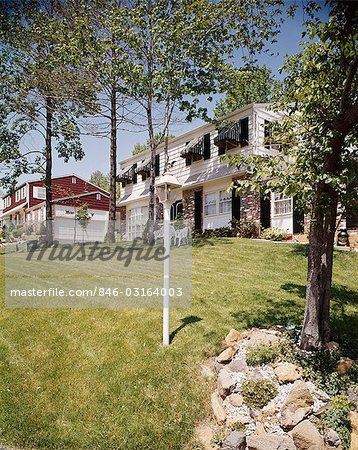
[241,379,277,409]
[261,227,289,241]
[236,220,260,238]
[193,227,235,239]
[246,344,280,366]
[322,395,355,450]
[12,226,25,238]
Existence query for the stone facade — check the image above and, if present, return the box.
[240,188,261,222]
[182,187,203,229]
[118,206,126,235]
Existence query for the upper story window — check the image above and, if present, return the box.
[21,186,26,199]
[72,177,77,184]
[33,186,46,200]
[204,192,217,216]
[4,196,11,208]
[273,193,292,215]
[96,193,101,200]
[219,190,231,214]
[180,133,211,164]
[214,117,249,155]
[15,190,20,202]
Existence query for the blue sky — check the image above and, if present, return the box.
[16,1,329,185]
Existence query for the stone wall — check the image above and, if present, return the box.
[240,188,261,222]
[182,187,203,229]
[117,206,126,236]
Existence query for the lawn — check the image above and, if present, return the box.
[0,239,357,450]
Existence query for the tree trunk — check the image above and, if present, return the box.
[146,102,155,244]
[106,84,117,243]
[45,98,53,246]
[301,187,338,350]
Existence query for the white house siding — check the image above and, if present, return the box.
[270,193,293,234]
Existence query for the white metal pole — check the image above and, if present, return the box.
[163,199,171,345]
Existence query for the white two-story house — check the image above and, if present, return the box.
[117,103,306,240]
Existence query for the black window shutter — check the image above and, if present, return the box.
[240,117,249,146]
[142,173,147,181]
[232,190,241,221]
[155,154,160,176]
[133,164,137,184]
[203,133,211,160]
[218,146,226,156]
[185,141,192,166]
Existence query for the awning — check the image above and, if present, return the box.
[135,158,151,175]
[180,136,204,159]
[117,166,134,183]
[214,122,241,150]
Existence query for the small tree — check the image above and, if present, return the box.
[75,204,91,242]
[227,1,358,350]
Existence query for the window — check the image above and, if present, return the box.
[219,190,231,214]
[127,206,148,240]
[204,192,217,216]
[274,193,292,215]
[33,186,46,200]
[4,196,11,208]
[203,133,211,160]
[72,177,77,184]
[15,190,20,202]
[21,186,26,199]
[96,193,101,200]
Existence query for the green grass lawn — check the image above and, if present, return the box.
[0,239,357,450]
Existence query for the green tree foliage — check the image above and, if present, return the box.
[89,170,110,191]
[132,133,175,156]
[226,1,358,350]
[214,65,277,119]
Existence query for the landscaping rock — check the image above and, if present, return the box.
[306,382,331,403]
[211,392,226,424]
[227,358,248,373]
[280,381,314,429]
[246,330,281,348]
[274,363,302,383]
[324,429,341,448]
[225,329,241,347]
[228,393,243,407]
[261,400,277,417]
[228,413,251,425]
[222,431,246,450]
[247,433,296,450]
[336,357,355,375]
[324,341,340,352]
[349,411,358,450]
[255,421,266,435]
[200,364,215,379]
[289,419,324,450]
[215,362,225,373]
[217,368,237,398]
[347,387,358,409]
[217,347,236,363]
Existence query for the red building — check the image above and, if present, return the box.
[1,174,118,242]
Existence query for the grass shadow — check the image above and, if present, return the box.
[170,315,203,343]
[192,237,235,248]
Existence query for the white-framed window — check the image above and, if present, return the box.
[204,192,217,216]
[127,206,148,240]
[72,177,77,184]
[33,186,46,200]
[21,186,26,199]
[219,190,231,214]
[273,193,292,215]
[96,193,101,200]
[15,190,20,202]
[4,196,11,208]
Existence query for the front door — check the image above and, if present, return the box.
[194,191,202,230]
[260,196,271,230]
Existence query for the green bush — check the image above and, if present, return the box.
[193,227,236,239]
[246,344,280,366]
[241,379,278,409]
[261,227,289,241]
[322,395,355,450]
[236,220,260,238]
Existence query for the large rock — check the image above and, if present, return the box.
[217,368,237,398]
[274,363,302,383]
[349,411,358,450]
[228,393,243,407]
[347,388,358,409]
[306,382,331,403]
[211,392,226,424]
[217,346,236,363]
[336,357,355,375]
[280,381,314,429]
[289,419,324,450]
[324,429,341,448]
[324,341,340,352]
[222,431,246,450]
[225,329,242,347]
[247,433,296,450]
[246,329,281,348]
[227,358,248,373]
[195,423,216,450]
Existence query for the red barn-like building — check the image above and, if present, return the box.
[1,174,119,242]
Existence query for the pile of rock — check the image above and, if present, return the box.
[197,328,357,450]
